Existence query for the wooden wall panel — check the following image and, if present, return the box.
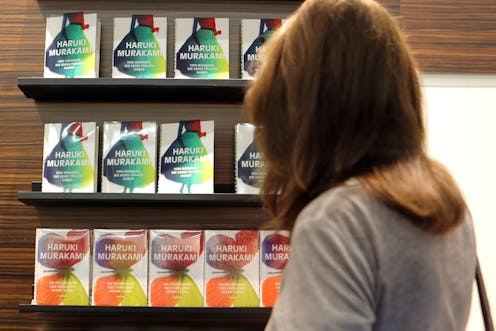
[0,0,495,330]
[401,0,496,73]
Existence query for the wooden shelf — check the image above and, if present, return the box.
[19,305,271,326]
[18,191,261,206]
[17,77,247,102]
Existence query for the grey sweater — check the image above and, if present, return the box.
[265,182,476,331]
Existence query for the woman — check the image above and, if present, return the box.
[244,0,476,330]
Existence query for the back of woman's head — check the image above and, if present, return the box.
[245,0,466,233]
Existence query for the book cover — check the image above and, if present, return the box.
[259,230,290,307]
[92,229,148,306]
[44,12,100,78]
[241,18,283,79]
[235,123,264,194]
[175,18,229,79]
[204,230,260,307]
[112,15,167,78]
[101,121,157,193]
[149,230,204,307]
[42,122,98,193]
[158,120,214,194]
[34,228,91,306]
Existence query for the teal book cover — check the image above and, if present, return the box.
[158,120,214,194]
[112,15,167,78]
[42,122,98,193]
[241,18,283,79]
[175,18,229,79]
[101,121,157,193]
[235,123,265,194]
[44,12,100,78]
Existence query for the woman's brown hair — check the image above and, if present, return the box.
[244,0,466,234]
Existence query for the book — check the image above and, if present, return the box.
[241,18,283,79]
[149,230,204,307]
[204,230,260,307]
[259,230,290,307]
[42,122,98,193]
[158,120,214,194]
[101,121,157,193]
[235,123,265,194]
[44,12,100,78]
[112,15,167,78]
[175,18,229,79]
[34,228,91,306]
[92,229,148,306]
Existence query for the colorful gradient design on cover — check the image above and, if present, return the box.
[45,12,95,78]
[205,231,259,307]
[103,121,155,193]
[176,18,228,78]
[43,122,94,192]
[114,15,166,78]
[237,140,263,188]
[93,230,147,306]
[35,230,90,305]
[150,231,204,306]
[243,19,282,76]
[261,232,290,306]
[160,120,213,193]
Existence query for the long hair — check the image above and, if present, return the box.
[244,0,466,234]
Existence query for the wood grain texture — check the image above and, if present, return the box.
[401,0,496,72]
[0,0,494,329]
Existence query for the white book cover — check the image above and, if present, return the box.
[148,229,204,307]
[158,120,214,194]
[235,123,264,194]
[112,15,167,78]
[259,230,290,307]
[101,121,157,193]
[92,229,148,306]
[34,228,91,306]
[175,18,229,79]
[241,18,283,79]
[204,230,260,307]
[44,12,100,78]
[42,122,98,193]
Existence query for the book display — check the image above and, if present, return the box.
[44,12,100,78]
[15,2,302,329]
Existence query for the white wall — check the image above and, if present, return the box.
[423,73,496,331]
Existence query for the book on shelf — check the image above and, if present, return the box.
[149,230,205,307]
[92,229,148,306]
[44,12,101,78]
[175,17,229,79]
[34,228,91,306]
[235,123,265,194]
[42,122,99,193]
[259,230,290,307]
[241,18,283,79]
[204,230,260,307]
[158,120,214,194]
[101,121,157,193]
[112,15,167,78]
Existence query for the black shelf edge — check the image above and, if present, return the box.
[17,191,262,206]
[19,304,271,324]
[17,77,248,102]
